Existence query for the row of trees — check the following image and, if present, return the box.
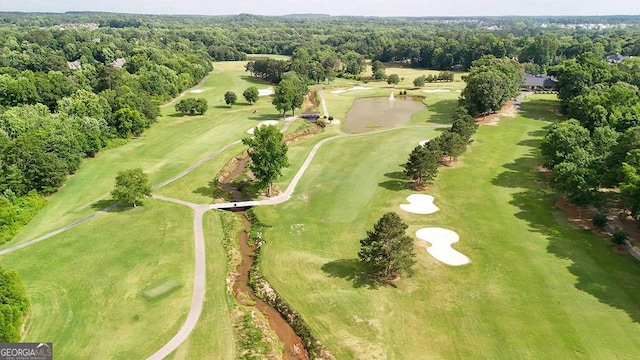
[405,107,479,186]
[413,71,455,87]
[541,55,640,218]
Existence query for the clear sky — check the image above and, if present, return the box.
[0,0,639,17]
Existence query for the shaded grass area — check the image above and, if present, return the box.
[254,95,640,359]
[0,200,194,359]
[520,93,565,122]
[166,211,235,360]
[5,61,283,248]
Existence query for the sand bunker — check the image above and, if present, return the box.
[247,120,279,134]
[400,194,439,214]
[258,87,274,96]
[418,139,430,146]
[416,227,470,266]
[189,89,205,94]
[330,86,373,94]
[422,89,452,93]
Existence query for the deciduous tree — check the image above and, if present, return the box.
[224,91,237,107]
[243,86,259,104]
[111,168,152,208]
[242,125,289,196]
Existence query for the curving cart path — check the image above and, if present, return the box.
[0,86,441,358]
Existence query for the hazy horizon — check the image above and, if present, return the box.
[1,0,639,17]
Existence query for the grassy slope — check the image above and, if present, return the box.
[255,95,640,359]
[0,200,195,359]
[5,61,282,247]
[167,211,235,360]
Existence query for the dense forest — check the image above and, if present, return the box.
[1,12,640,243]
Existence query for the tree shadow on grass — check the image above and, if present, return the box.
[492,148,640,324]
[425,99,459,125]
[90,199,128,212]
[379,169,413,191]
[248,113,282,122]
[321,259,379,289]
[193,180,232,202]
[240,75,273,86]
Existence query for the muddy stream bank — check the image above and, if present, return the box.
[221,157,309,360]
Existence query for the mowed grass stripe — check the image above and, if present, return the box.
[255,96,640,359]
[0,199,195,359]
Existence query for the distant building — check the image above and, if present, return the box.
[522,73,557,91]
[111,57,126,69]
[604,53,629,64]
[301,112,321,120]
[67,59,82,70]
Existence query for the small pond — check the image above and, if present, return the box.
[343,96,426,134]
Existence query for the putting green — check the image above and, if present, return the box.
[254,95,640,358]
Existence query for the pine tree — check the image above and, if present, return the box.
[404,145,439,185]
[358,212,416,283]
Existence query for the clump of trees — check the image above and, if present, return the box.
[541,55,640,214]
[461,56,523,117]
[175,98,208,115]
[372,60,386,80]
[111,168,152,208]
[242,125,289,196]
[0,265,29,342]
[358,212,416,283]
[272,75,308,117]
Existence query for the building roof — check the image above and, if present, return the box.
[67,59,82,70]
[524,73,557,88]
[111,57,126,69]
[605,53,628,63]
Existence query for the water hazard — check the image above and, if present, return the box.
[342,95,426,134]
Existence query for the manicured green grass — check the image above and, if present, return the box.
[0,199,195,359]
[254,95,640,359]
[4,61,284,247]
[166,211,235,360]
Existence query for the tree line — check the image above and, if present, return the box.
[541,54,640,220]
[0,24,212,244]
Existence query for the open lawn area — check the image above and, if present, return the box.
[3,61,284,248]
[166,211,235,360]
[0,200,195,359]
[254,94,640,359]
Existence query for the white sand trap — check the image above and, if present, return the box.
[327,119,341,124]
[400,194,439,215]
[416,227,470,266]
[418,139,430,146]
[350,86,372,91]
[330,86,372,94]
[422,89,452,93]
[189,89,205,93]
[246,120,279,134]
[258,87,274,96]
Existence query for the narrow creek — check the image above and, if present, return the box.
[221,155,310,360]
